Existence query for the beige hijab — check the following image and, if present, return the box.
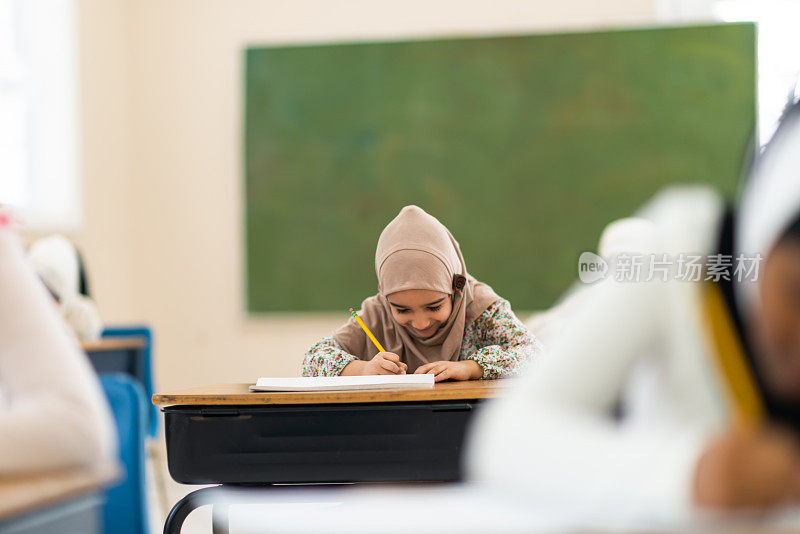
[333,206,500,372]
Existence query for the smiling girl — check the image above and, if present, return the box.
[302,205,542,381]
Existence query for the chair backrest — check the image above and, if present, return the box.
[100,373,149,534]
[102,325,158,437]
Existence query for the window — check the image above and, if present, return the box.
[0,0,80,232]
[713,0,800,145]
[657,0,800,146]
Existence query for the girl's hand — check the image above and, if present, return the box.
[414,360,483,382]
[694,425,800,510]
[365,352,407,375]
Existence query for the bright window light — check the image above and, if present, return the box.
[0,0,80,232]
[713,0,800,145]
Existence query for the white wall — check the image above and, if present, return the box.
[74,0,657,391]
[74,0,134,323]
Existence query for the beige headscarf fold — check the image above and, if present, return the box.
[333,205,500,372]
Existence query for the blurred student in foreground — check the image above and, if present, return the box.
[468,102,800,519]
[0,212,115,474]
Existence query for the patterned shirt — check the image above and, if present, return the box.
[301,299,543,379]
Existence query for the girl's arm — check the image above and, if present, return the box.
[301,337,359,376]
[466,278,710,522]
[466,299,544,379]
[302,337,407,376]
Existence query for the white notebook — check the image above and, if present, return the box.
[249,374,435,392]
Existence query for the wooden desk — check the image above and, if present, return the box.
[0,464,117,533]
[80,337,146,352]
[155,380,506,534]
[153,379,505,406]
[154,379,505,484]
[80,337,147,388]
[82,335,159,438]
[80,337,147,378]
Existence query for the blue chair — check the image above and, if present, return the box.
[100,373,149,534]
[102,325,158,437]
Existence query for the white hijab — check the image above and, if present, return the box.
[736,104,800,317]
[28,235,103,341]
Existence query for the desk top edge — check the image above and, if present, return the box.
[153,380,508,406]
[0,463,119,521]
[80,337,147,351]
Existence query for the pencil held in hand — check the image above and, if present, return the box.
[349,307,386,353]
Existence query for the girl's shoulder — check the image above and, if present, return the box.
[473,298,512,325]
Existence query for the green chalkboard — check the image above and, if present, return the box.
[245,23,755,312]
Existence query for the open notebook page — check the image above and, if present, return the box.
[249,374,434,392]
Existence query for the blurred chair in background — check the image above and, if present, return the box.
[99,326,159,438]
[100,373,149,534]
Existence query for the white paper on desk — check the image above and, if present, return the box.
[249,374,434,392]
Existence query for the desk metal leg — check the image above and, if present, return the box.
[211,503,229,534]
[163,484,342,533]
[163,486,219,534]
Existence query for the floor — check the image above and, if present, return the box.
[148,441,350,533]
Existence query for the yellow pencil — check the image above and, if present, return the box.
[349,307,386,353]
[702,283,764,428]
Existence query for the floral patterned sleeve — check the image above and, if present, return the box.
[302,337,358,377]
[462,299,543,379]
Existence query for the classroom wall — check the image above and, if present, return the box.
[73,0,135,322]
[73,0,659,391]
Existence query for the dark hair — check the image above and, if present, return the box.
[76,248,90,297]
[779,212,800,243]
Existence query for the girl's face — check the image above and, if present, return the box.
[753,238,800,401]
[386,289,452,338]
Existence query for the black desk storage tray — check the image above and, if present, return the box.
[163,401,479,485]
